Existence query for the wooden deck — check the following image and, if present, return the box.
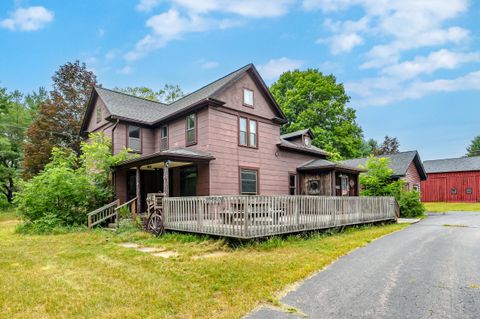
[163,195,399,239]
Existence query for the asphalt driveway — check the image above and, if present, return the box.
[247,212,480,319]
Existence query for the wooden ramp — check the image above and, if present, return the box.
[163,195,399,239]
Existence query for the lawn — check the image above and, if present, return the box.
[0,214,406,319]
[424,202,480,213]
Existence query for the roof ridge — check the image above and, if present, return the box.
[95,86,169,106]
[425,156,478,162]
[169,63,253,107]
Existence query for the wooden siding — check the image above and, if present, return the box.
[404,161,421,190]
[421,171,480,202]
[85,96,111,133]
[163,195,399,239]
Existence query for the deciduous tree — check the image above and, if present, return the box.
[270,69,364,159]
[115,84,185,103]
[23,61,97,177]
[375,136,400,155]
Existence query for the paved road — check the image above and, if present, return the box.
[247,212,480,319]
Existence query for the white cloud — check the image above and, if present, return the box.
[382,49,480,80]
[170,0,293,18]
[125,9,228,61]
[136,0,162,12]
[118,66,133,75]
[200,61,219,69]
[258,57,303,81]
[347,70,480,106]
[1,6,54,31]
[320,17,368,54]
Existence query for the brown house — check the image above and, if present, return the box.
[81,64,363,210]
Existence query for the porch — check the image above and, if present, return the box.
[162,195,398,239]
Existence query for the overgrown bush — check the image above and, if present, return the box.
[398,190,425,218]
[359,156,425,218]
[15,133,130,232]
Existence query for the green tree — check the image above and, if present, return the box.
[466,135,480,157]
[375,135,400,155]
[0,87,43,203]
[23,61,98,177]
[360,138,379,157]
[115,84,185,103]
[270,69,364,159]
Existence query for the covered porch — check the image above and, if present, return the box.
[113,148,215,212]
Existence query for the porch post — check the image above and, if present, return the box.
[136,167,141,212]
[163,161,170,197]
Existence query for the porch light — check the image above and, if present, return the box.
[164,160,171,168]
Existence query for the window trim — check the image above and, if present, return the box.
[126,124,142,153]
[289,173,297,195]
[185,113,197,146]
[239,167,259,195]
[238,116,258,149]
[96,106,102,123]
[243,88,254,108]
[160,124,169,151]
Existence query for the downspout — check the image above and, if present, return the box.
[111,119,120,201]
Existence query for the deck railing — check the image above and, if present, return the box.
[163,195,398,239]
[87,200,119,228]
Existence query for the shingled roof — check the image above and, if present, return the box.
[81,64,286,131]
[280,129,313,140]
[297,159,366,172]
[423,156,480,173]
[341,151,427,180]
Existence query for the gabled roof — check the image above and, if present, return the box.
[277,139,329,157]
[81,64,287,131]
[423,156,480,173]
[341,150,427,180]
[280,129,313,140]
[297,158,366,173]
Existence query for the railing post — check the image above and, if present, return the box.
[244,197,249,238]
[88,215,92,229]
[131,199,137,221]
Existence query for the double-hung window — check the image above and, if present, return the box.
[128,126,141,152]
[186,114,197,146]
[240,169,258,195]
[239,117,257,148]
[160,125,168,151]
[96,106,102,123]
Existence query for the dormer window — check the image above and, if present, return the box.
[304,135,311,147]
[243,88,253,107]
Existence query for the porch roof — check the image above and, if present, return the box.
[297,159,366,174]
[115,148,215,169]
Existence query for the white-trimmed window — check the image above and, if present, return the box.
[186,114,196,146]
[243,88,253,106]
[239,117,257,148]
[128,126,141,152]
[160,125,168,151]
[241,169,258,195]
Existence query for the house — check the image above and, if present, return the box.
[421,156,480,202]
[81,64,363,211]
[341,151,427,191]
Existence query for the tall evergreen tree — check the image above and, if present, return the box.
[466,135,480,157]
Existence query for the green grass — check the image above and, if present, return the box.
[0,207,18,222]
[424,202,480,213]
[0,214,407,319]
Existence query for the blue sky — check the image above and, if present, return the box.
[1,0,479,160]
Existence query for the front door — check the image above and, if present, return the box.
[180,166,197,196]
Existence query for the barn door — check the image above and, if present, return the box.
[433,177,447,202]
[464,176,475,202]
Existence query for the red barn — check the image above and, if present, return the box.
[421,156,480,202]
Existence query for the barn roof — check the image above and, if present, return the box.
[423,156,480,173]
[341,151,427,180]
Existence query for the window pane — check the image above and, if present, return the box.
[129,126,140,138]
[249,120,257,147]
[187,129,195,144]
[241,170,257,194]
[244,89,253,106]
[187,114,195,129]
[240,132,247,145]
[129,138,140,151]
[161,126,168,138]
[240,117,247,131]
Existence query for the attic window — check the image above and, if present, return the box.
[243,89,253,106]
[96,106,102,123]
[304,135,311,147]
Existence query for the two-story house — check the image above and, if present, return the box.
[81,64,363,210]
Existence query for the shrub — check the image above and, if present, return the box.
[398,190,425,218]
[15,133,131,232]
[359,157,405,198]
